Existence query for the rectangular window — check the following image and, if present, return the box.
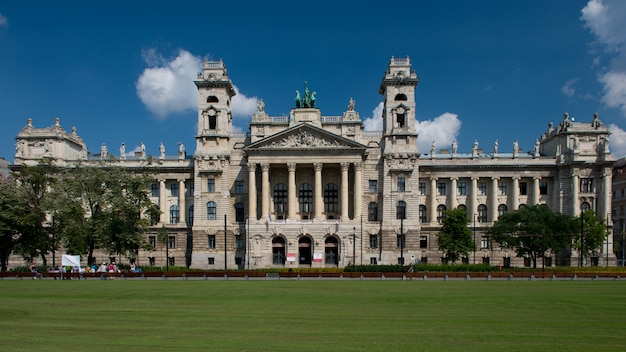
[370,257,377,265]
[208,235,216,249]
[208,257,215,265]
[481,235,490,249]
[397,177,406,192]
[151,183,159,197]
[462,257,469,265]
[234,180,244,194]
[168,257,175,266]
[539,181,548,195]
[523,257,531,267]
[149,236,156,249]
[148,257,155,267]
[418,182,426,195]
[457,182,467,196]
[396,234,405,248]
[421,257,428,264]
[167,236,176,249]
[170,183,179,197]
[369,234,378,249]
[369,180,377,193]
[207,178,215,193]
[498,181,507,196]
[189,183,194,196]
[437,182,446,196]
[235,236,245,249]
[420,235,428,249]
[581,178,592,193]
[482,257,490,264]
[519,182,528,195]
[478,182,487,195]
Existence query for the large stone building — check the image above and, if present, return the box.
[12,57,617,269]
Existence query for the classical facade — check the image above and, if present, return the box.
[12,57,616,269]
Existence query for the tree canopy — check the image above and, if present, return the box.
[487,205,577,268]
[437,208,475,263]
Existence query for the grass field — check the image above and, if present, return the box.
[0,280,624,351]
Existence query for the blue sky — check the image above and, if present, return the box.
[1,0,626,161]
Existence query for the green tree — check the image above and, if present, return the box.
[12,161,57,266]
[487,205,576,268]
[575,210,609,266]
[53,166,158,266]
[437,208,475,263]
[157,224,169,271]
[0,175,28,271]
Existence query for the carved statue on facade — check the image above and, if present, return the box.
[178,142,185,159]
[100,143,108,159]
[451,140,457,155]
[159,142,165,159]
[347,97,355,111]
[257,99,265,113]
[493,139,498,154]
[140,142,146,160]
[120,143,126,160]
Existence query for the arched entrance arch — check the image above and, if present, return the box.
[325,236,339,266]
[298,236,312,265]
[272,236,286,265]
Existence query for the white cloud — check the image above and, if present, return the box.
[609,123,626,158]
[362,102,384,131]
[136,49,201,118]
[362,102,462,154]
[561,78,580,98]
[0,13,7,27]
[600,71,626,114]
[581,0,626,116]
[415,112,462,154]
[231,86,258,119]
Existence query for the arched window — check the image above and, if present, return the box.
[396,201,406,220]
[234,202,245,223]
[272,237,286,265]
[437,204,447,224]
[419,205,427,223]
[207,95,219,103]
[394,93,407,101]
[324,183,338,214]
[207,201,217,220]
[299,183,313,216]
[498,204,508,218]
[368,202,378,222]
[273,183,287,216]
[187,205,194,225]
[581,202,591,212]
[477,204,488,223]
[169,205,180,224]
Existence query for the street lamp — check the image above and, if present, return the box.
[473,213,476,264]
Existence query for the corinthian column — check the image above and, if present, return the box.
[341,162,349,221]
[314,162,323,220]
[159,179,167,224]
[353,162,362,220]
[288,163,297,220]
[248,162,257,220]
[179,179,186,225]
[261,163,270,219]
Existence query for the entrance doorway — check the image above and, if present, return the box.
[299,237,312,265]
[325,236,339,266]
[272,237,286,265]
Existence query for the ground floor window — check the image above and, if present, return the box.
[208,257,214,265]
[482,257,490,264]
[370,257,377,265]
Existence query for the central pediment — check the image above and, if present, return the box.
[244,123,366,153]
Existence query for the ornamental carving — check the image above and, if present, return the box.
[266,130,346,149]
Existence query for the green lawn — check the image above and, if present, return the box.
[0,280,624,351]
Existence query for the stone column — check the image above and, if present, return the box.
[179,179,186,225]
[571,174,579,216]
[470,177,478,221]
[341,162,349,221]
[261,163,270,220]
[354,162,362,220]
[449,177,458,210]
[429,177,437,224]
[314,162,323,220]
[601,171,611,219]
[490,177,498,222]
[248,162,257,220]
[511,177,520,211]
[288,163,297,220]
[532,177,540,206]
[159,179,167,224]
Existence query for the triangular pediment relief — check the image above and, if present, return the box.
[244,124,366,151]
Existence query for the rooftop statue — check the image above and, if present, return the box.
[295,81,316,108]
